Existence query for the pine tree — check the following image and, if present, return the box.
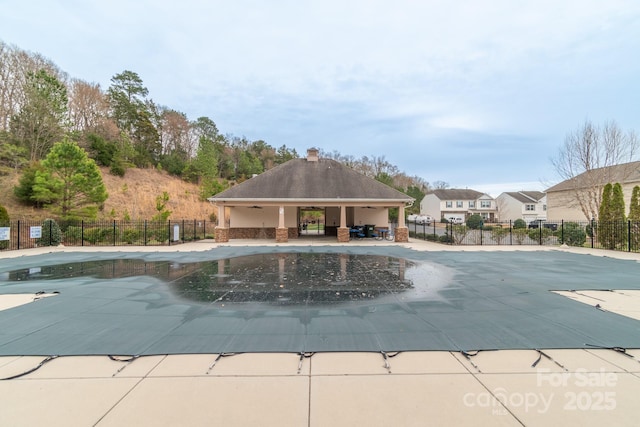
[598,183,614,249]
[629,186,640,221]
[599,183,627,249]
[32,138,108,219]
[629,185,640,250]
[611,183,626,220]
[599,184,612,219]
[611,183,627,249]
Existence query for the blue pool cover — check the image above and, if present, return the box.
[0,246,639,355]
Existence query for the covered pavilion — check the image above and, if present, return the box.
[208,148,414,243]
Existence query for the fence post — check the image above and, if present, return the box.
[113,220,116,246]
[561,219,564,245]
[539,222,542,245]
[629,220,632,252]
[591,218,595,249]
[509,220,512,246]
[81,220,84,246]
[168,220,171,246]
[144,220,147,246]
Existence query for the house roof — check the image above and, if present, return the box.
[502,191,546,203]
[427,189,486,200]
[209,157,414,204]
[546,161,640,192]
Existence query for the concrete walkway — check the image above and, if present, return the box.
[1,239,639,426]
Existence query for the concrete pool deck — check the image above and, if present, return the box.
[1,239,640,426]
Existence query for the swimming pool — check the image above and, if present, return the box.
[1,246,639,355]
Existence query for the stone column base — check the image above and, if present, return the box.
[275,227,289,243]
[337,227,350,243]
[215,227,229,243]
[394,226,409,242]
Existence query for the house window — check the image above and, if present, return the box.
[480,200,491,208]
[525,204,535,211]
[446,201,452,208]
[456,201,463,208]
[469,201,475,208]
[543,204,547,211]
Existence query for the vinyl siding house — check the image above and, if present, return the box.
[546,161,640,221]
[420,189,497,222]
[208,148,414,243]
[496,191,547,223]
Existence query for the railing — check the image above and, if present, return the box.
[0,219,216,251]
[407,220,640,253]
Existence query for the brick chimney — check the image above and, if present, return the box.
[306,148,319,162]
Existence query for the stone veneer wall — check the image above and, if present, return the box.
[394,226,409,242]
[275,227,289,243]
[337,227,350,243]
[215,227,229,243]
[229,228,298,239]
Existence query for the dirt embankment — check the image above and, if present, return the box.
[0,167,215,221]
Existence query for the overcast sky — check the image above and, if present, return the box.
[2,0,639,195]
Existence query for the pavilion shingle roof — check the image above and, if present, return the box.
[209,158,413,202]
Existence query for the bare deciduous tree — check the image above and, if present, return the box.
[551,120,639,220]
[158,108,192,156]
[11,69,68,161]
[432,180,450,189]
[67,79,109,133]
[0,41,63,132]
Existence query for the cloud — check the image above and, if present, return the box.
[1,0,640,190]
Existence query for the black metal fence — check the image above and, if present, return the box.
[407,220,640,253]
[0,219,216,251]
[3,218,640,254]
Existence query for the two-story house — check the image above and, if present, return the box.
[495,191,547,223]
[420,189,497,222]
[545,161,640,221]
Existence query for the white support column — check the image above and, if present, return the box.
[278,206,285,228]
[398,205,406,227]
[215,204,229,243]
[276,206,288,243]
[395,204,409,242]
[217,205,225,227]
[337,204,350,242]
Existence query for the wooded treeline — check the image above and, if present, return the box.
[0,40,434,213]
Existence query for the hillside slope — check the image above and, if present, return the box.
[0,167,215,221]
